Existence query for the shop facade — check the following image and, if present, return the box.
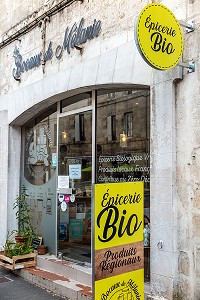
[1,0,200,299]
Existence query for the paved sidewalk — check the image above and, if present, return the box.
[0,267,64,300]
[0,254,150,300]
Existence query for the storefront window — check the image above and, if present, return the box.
[22,106,57,254]
[61,93,92,113]
[96,89,150,281]
[96,90,150,186]
[22,88,150,272]
[58,96,92,263]
[24,111,57,185]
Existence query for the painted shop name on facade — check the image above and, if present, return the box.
[12,17,101,80]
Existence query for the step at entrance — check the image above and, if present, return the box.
[36,254,92,286]
[16,254,92,299]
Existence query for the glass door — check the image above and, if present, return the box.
[57,108,92,263]
[21,108,57,255]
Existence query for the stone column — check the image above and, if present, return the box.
[7,126,21,233]
[0,111,9,250]
[149,67,182,299]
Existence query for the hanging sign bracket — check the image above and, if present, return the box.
[178,20,195,73]
[179,20,195,33]
[178,61,195,73]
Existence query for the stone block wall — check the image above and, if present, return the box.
[0,0,150,95]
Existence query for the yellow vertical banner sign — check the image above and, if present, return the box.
[94,182,144,300]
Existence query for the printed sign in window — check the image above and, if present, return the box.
[58,176,69,189]
[76,202,86,220]
[69,164,81,179]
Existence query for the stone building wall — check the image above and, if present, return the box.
[169,0,200,298]
[0,0,150,96]
[175,1,200,297]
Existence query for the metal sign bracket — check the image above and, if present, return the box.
[179,20,195,33]
[178,61,195,73]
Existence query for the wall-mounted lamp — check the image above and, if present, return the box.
[62,131,67,139]
[120,131,127,147]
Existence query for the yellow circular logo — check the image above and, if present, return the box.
[135,3,184,70]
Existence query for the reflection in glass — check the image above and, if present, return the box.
[120,131,127,147]
[24,112,57,185]
[96,90,150,190]
[96,89,150,282]
[58,98,92,263]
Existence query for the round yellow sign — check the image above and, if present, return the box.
[135,3,184,70]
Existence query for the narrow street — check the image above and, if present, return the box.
[0,267,64,300]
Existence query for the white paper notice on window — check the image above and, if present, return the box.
[69,164,81,179]
[58,176,69,189]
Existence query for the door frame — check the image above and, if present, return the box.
[56,91,96,256]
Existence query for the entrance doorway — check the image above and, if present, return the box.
[58,108,92,263]
[21,87,150,279]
